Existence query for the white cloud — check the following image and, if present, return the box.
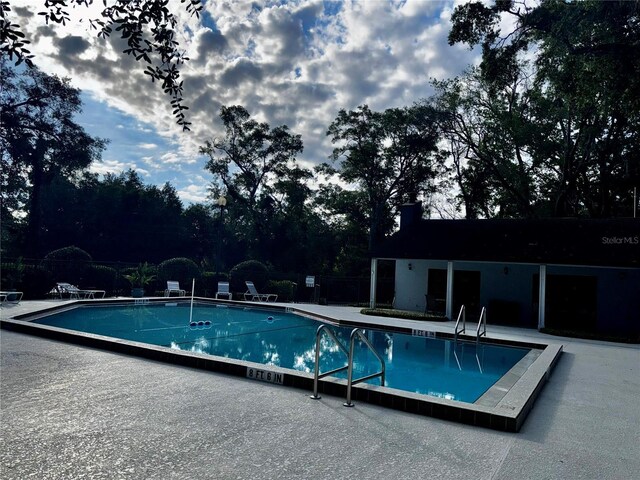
[11,0,479,203]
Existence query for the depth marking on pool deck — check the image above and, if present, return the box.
[246,367,284,385]
[412,329,436,338]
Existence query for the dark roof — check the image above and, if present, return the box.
[371,218,640,268]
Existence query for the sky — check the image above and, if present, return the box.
[11,0,479,205]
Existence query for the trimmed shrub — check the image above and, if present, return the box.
[201,272,229,297]
[42,246,92,285]
[360,308,448,322]
[84,265,118,295]
[229,260,269,293]
[20,265,55,299]
[1,259,25,290]
[157,257,201,289]
[267,280,297,302]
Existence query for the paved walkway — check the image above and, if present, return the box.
[1,301,638,479]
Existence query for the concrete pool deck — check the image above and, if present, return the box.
[1,300,639,479]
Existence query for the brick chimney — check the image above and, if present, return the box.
[400,201,423,230]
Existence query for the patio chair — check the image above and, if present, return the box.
[244,281,277,302]
[0,290,23,304]
[165,281,186,297]
[215,281,232,300]
[55,282,83,299]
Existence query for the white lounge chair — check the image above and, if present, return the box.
[54,282,105,299]
[215,281,232,300]
[0,291,23,303]
[165,281,186,297]
[244,281,277,302]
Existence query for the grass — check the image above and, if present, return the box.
[360,307,448,322]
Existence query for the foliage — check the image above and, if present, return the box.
[0,0,202,129]
[83,264,117,293]
[42,246,92,284]
[267,280,297,302]
[444,0,640,217]
[0,257,23,288]
[39,170,185,263]
[201,271,229,296]
[323,104,442,249]
[229,260,269,293]
[1,60,106,256]
[200,105,307,259]
[156,257,201,286]
[360,308,448,322]
[124,262,156,288]
[19,264,54,299]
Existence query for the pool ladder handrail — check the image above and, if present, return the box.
[344,328,385,407]
[310,325,386,407]
[454,305,466,343]
[310,324,350,400]
[476,306,487,346]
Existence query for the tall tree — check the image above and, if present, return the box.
[200,105,305,260]
[323,104,442,250]
[448,0,640,217]
[0,59,106,256]
[0,0,202,129]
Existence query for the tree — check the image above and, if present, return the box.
[1,59,106,256]
[431,66,544,218]
[323,104,442,250]
[0,0,202,130]
[200,105,306,259]
[448,0,640,217]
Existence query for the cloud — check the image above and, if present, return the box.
[12,0,479,204]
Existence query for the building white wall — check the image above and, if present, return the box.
[392,259,639,335]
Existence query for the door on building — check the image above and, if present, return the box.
[544,274,598,333]
[453,270,481,317]
[427,269,447,314]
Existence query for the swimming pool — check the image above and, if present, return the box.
[3,299,562,431]
[32,302,529,403]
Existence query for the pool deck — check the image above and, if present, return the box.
[1,300,639,479]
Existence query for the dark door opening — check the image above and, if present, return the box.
[543,274,598,333]
[427,269,447,314]
[453,270,481,317]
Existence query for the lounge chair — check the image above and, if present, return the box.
[54,282,105,299]
[165,281,186,297]
[215,281,232,300]
[244,281,277,302]
[0,291,23,304]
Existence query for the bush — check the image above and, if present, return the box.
[267,280,297,302]
[20,265,55,299]
[229,260,269,293]
[42,246,92,284]
[201,272,229,296]
[1,259,25,289]
[157,257,201,289]
[360,308,448,322]
[84,265,118,295]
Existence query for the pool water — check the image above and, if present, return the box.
[34,303,530,403]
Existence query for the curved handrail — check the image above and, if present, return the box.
[454,305,466,343]
[476,306,487,346]
[344,328,385,407]
[310,324,350,399]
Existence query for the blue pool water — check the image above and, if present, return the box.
[33,303,530,403]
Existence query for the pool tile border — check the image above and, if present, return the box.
[1,298,562,432]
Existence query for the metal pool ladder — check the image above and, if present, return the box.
[454,305,466,343]
[476,306,487,345]
[310,325,350,400]
[344,328,385,407]
[309,325,385,407]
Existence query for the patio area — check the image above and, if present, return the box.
[1,301,638,479]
